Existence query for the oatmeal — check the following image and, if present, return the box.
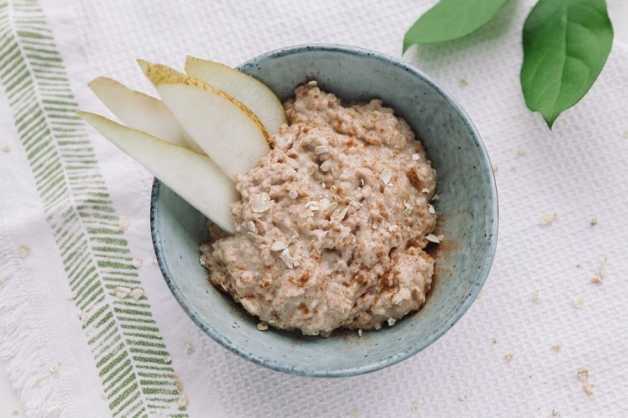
[201,81,438,336]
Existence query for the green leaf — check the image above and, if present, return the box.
[521,0,613,128]
[403,0,509,51]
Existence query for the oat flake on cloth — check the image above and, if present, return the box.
[0,0,627,417]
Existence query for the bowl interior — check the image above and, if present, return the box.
[151,45,497,377]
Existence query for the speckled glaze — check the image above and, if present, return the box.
[150,45,498,377]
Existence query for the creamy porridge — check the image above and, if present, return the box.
[201,81,438,336]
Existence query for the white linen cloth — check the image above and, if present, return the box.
[1,0,627,416]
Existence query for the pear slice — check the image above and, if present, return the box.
[88,77,205,154]
[184,56,286,134]
[79,111,237,233]
[138,60,271,178]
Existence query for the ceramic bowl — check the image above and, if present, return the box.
[150,44,498,377]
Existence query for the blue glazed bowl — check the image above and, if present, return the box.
[151,44,498,377]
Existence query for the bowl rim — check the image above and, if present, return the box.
[150,43,499,377]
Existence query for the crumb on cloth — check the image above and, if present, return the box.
[540,213,558,226]
[577,368,594,397]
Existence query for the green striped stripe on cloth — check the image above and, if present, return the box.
[0,0,187,416]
